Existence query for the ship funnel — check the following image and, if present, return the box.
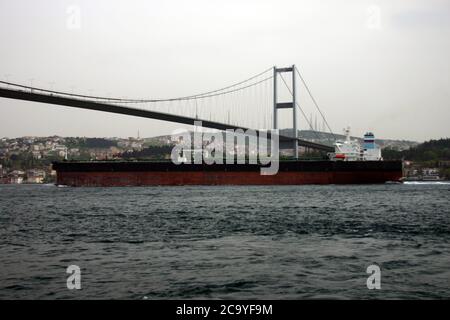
[364,132,375,150]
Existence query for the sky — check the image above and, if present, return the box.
[0,0,449,142]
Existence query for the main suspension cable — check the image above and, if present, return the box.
[294,66,336,141]
[0,67,273,104]
[279,73,323,143]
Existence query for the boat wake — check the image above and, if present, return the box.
[403,181,450,185]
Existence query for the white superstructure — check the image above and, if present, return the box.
[329,127,383,161]
[362,131,382,161]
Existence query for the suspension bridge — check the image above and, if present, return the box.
[0,65,336,156]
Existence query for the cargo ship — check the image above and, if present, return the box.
[52,130,403,187]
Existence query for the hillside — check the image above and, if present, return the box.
[144,129,419,151]
[383,138,450,161]
[280,129,418,151]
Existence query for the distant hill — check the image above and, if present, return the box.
[140,129,420,161]
[66,137,118,149]
[383,138,450,161]
[144,129,419,151]
[280,129,418,151]
[122,145,173,159]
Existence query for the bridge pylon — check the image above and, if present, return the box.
[273,65,298,158]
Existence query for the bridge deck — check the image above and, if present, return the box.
[0,87,334,152]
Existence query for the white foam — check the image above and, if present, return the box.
[403,181,450,185]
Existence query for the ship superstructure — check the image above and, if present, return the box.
[329,128,382,161]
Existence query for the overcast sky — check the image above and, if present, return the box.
[0,0,449,141]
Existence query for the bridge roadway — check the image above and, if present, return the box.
[0,87,334,152]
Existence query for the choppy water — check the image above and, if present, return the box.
[0,183,449,299]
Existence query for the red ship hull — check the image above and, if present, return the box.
[53,161,403,187]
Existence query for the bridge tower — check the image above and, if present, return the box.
[273,65,298,158]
